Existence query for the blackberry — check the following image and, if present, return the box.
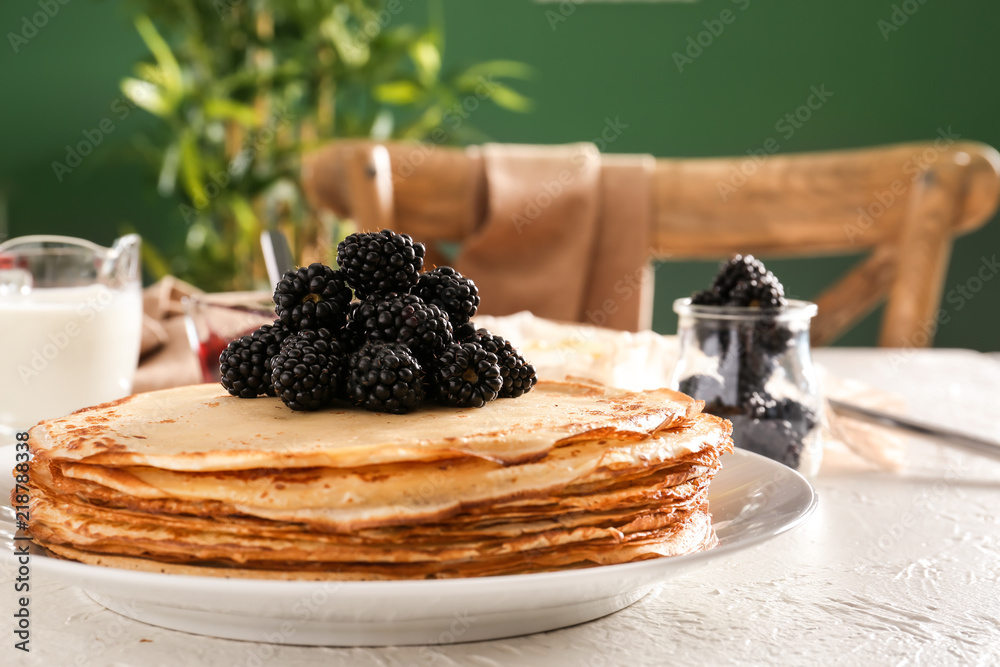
[273,264,352,332]
[270,329,346,411]
[433,342,503,408]
[343,297,380,351]
[745,390,777,420]
[411,267,480,325]
[219,322,291,398]
[710,255,768,300]
[337,230,426,297]
[751,272,787,310]
[694,255,787,310]
[744,315,794,359]
[729,277,786,310]
[347,342,425,414]
[725,394,818,469]
[692,320,739,365]
[467,329,537,398]
[690,287,724,306]
[731,416,806,469]
[736,327,781,398]
[347,294,453,364]
[772,398,819,438]
[453,321,478,343]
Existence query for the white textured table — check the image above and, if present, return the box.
[3,348,1000,666]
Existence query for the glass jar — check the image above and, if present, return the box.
[670,297,822,477]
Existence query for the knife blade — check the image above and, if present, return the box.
[260,230,296,289]
[829,398,1000,462]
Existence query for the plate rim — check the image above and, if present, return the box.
[1,447,817,594]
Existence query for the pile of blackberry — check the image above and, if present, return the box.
[219,229,536,414]
[679,255,817,468]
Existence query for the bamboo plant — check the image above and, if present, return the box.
[121,0,531,291]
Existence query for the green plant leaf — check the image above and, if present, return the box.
[457,60,535,81]
[157,140,180,197]
[486,83,534,112]
[398,104,444,140]
[133,16,183,96]
[228,195,259,238]
[121,77,172,116]
[409,38,441,88]
[186,221,211,252]
[178,130,208,207]
[203,99,261,126]
[374,80,423,105]
[133,62,167,87]
[322,13,369,68]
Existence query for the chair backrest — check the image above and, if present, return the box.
[302,139,1000,347]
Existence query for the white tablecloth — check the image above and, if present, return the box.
[3,348,1000,666]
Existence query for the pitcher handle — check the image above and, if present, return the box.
[103,233,142,286]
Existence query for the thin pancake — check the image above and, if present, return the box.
[38,510,716,579]
[29,381,701,471]
[28,491,706,565]
[49,415,727,529]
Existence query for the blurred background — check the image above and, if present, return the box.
[1,0,997,350]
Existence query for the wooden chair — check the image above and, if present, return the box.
[301,139,1000,347]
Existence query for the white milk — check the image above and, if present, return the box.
[0,284,142,435]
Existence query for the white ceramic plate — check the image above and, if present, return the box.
[0,447,816,646]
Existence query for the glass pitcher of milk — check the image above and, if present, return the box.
[0,234,142,437]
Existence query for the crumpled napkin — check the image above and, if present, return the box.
[134,277,203,394]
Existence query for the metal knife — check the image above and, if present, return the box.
[829,398,1000,462]
[260,230,296,289]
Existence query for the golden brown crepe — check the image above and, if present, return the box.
[29,381,701,470]
[20,380,732,579]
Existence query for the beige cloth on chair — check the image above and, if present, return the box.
[454,144,654,331]
[133,277,202,393]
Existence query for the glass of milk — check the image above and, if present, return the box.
[0,234,142,437]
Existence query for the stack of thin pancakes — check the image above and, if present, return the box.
[21,380,733,579]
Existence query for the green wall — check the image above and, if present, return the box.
[2,0,999,350]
